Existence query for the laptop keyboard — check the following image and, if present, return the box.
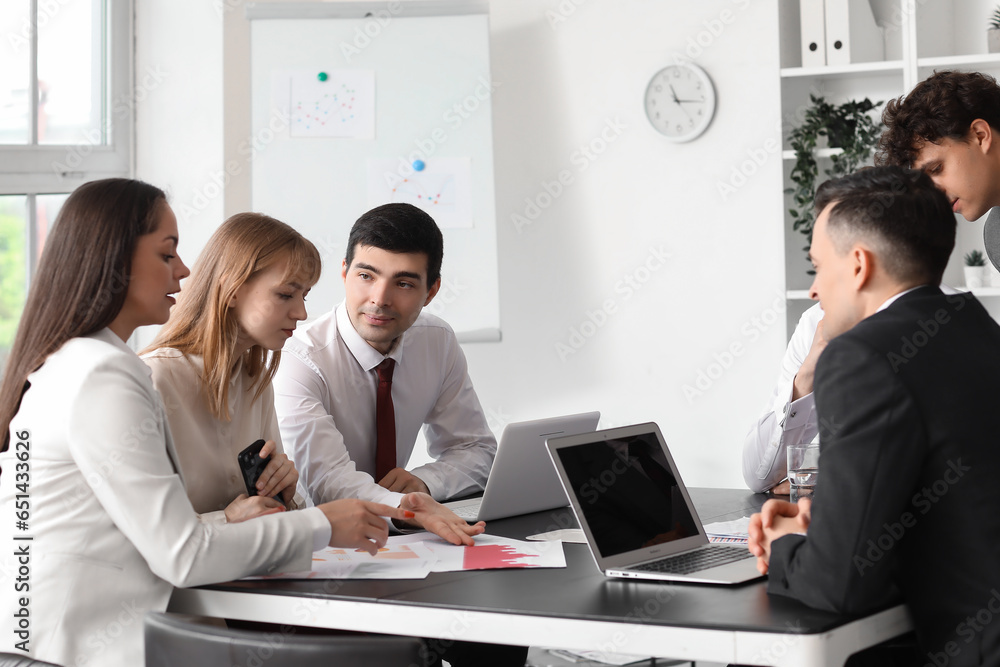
[630,545,753,575]
[450,504,481,520]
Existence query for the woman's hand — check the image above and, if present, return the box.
[225,493,286,523]
[255,439,300,504]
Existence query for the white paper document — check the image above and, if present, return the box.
[244,540,438,580]
[704,516,751,545]
[367,157,473,229]
[390,533,567,572]
[243,533,566,581]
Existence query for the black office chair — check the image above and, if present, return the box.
[144,612,425,667]
[0,654,61,667]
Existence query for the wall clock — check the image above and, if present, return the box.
[643,62,716,142]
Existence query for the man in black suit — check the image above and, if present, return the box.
[748,166,1000,666]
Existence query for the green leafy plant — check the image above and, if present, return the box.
[965,250,987,267]
[787,95,883,269]
[0,208,27,376]
[990,6,1000,30]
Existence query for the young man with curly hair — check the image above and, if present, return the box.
[741,70,998,495]
[876,69,1000,223]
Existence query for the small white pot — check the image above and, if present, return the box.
[989,29,1000,54]
[965,265,985,289]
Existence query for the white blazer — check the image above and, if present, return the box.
[0,329,327,667]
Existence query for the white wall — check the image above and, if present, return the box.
[134,0,226,350]
[137,0,787,489]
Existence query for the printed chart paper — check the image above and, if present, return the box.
[288,69,375,139]
[243,534,566,581]
[367,157,472,229]
[704,516,750,545]
[244,541,436,580]
[390,533,567,572]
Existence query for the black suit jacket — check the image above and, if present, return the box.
[767,287,1000,665]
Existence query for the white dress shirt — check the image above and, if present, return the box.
[274,303,496,504]
[143,349,309,515]
[0,329,329,667]
[741,285,954,493]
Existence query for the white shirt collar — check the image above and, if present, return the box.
[335,302,404,372]
[875,285,930,313]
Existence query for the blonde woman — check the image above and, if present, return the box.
[142,212,484,541]
[0,181,410,667]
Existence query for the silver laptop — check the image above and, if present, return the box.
[445,412,601,522]
[546,422,761,585]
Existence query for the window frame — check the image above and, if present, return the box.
[0,0,134,192]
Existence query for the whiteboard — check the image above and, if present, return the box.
[248,1,500,342]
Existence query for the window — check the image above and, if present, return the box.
[0,0,131,371]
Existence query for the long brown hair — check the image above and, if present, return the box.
[143,213,321,421]
[0,178,166,450]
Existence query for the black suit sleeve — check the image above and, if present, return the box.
[766,334,925,614]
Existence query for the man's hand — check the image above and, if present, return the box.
[317,499,414,555]
[254,440,300,504]
[792,320,828,401]
[225,493,286,523]
[769,480,791,495]
[378,467,430,494]
[397,492,485,546]
[748,498,812,574]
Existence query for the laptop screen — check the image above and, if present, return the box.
[551,432,701,559]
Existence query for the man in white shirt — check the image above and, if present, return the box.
[743,69,1000,493]
[275,204,525,667]
[274,203,496,509]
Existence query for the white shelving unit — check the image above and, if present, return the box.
[776,0,1000,336]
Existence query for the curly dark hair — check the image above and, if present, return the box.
[875,70,1000,167]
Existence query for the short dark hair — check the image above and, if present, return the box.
[876,70,1000,167]
[345,203,443,286]
[814,167,955,286]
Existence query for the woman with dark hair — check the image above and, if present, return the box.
[0,179,411,667]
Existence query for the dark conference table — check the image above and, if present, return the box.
[168,488,912,666]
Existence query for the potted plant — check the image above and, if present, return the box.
[965,250,988,288]
[787,95,883,271]
[990,7,1000,53]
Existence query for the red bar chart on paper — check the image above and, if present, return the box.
[415,534,566,572]
[462,543,543,570]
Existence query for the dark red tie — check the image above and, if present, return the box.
[375,358,396,481]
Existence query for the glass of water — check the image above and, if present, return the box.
[787,443,819,503]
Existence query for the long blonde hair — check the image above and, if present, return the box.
[144,213,321,421]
